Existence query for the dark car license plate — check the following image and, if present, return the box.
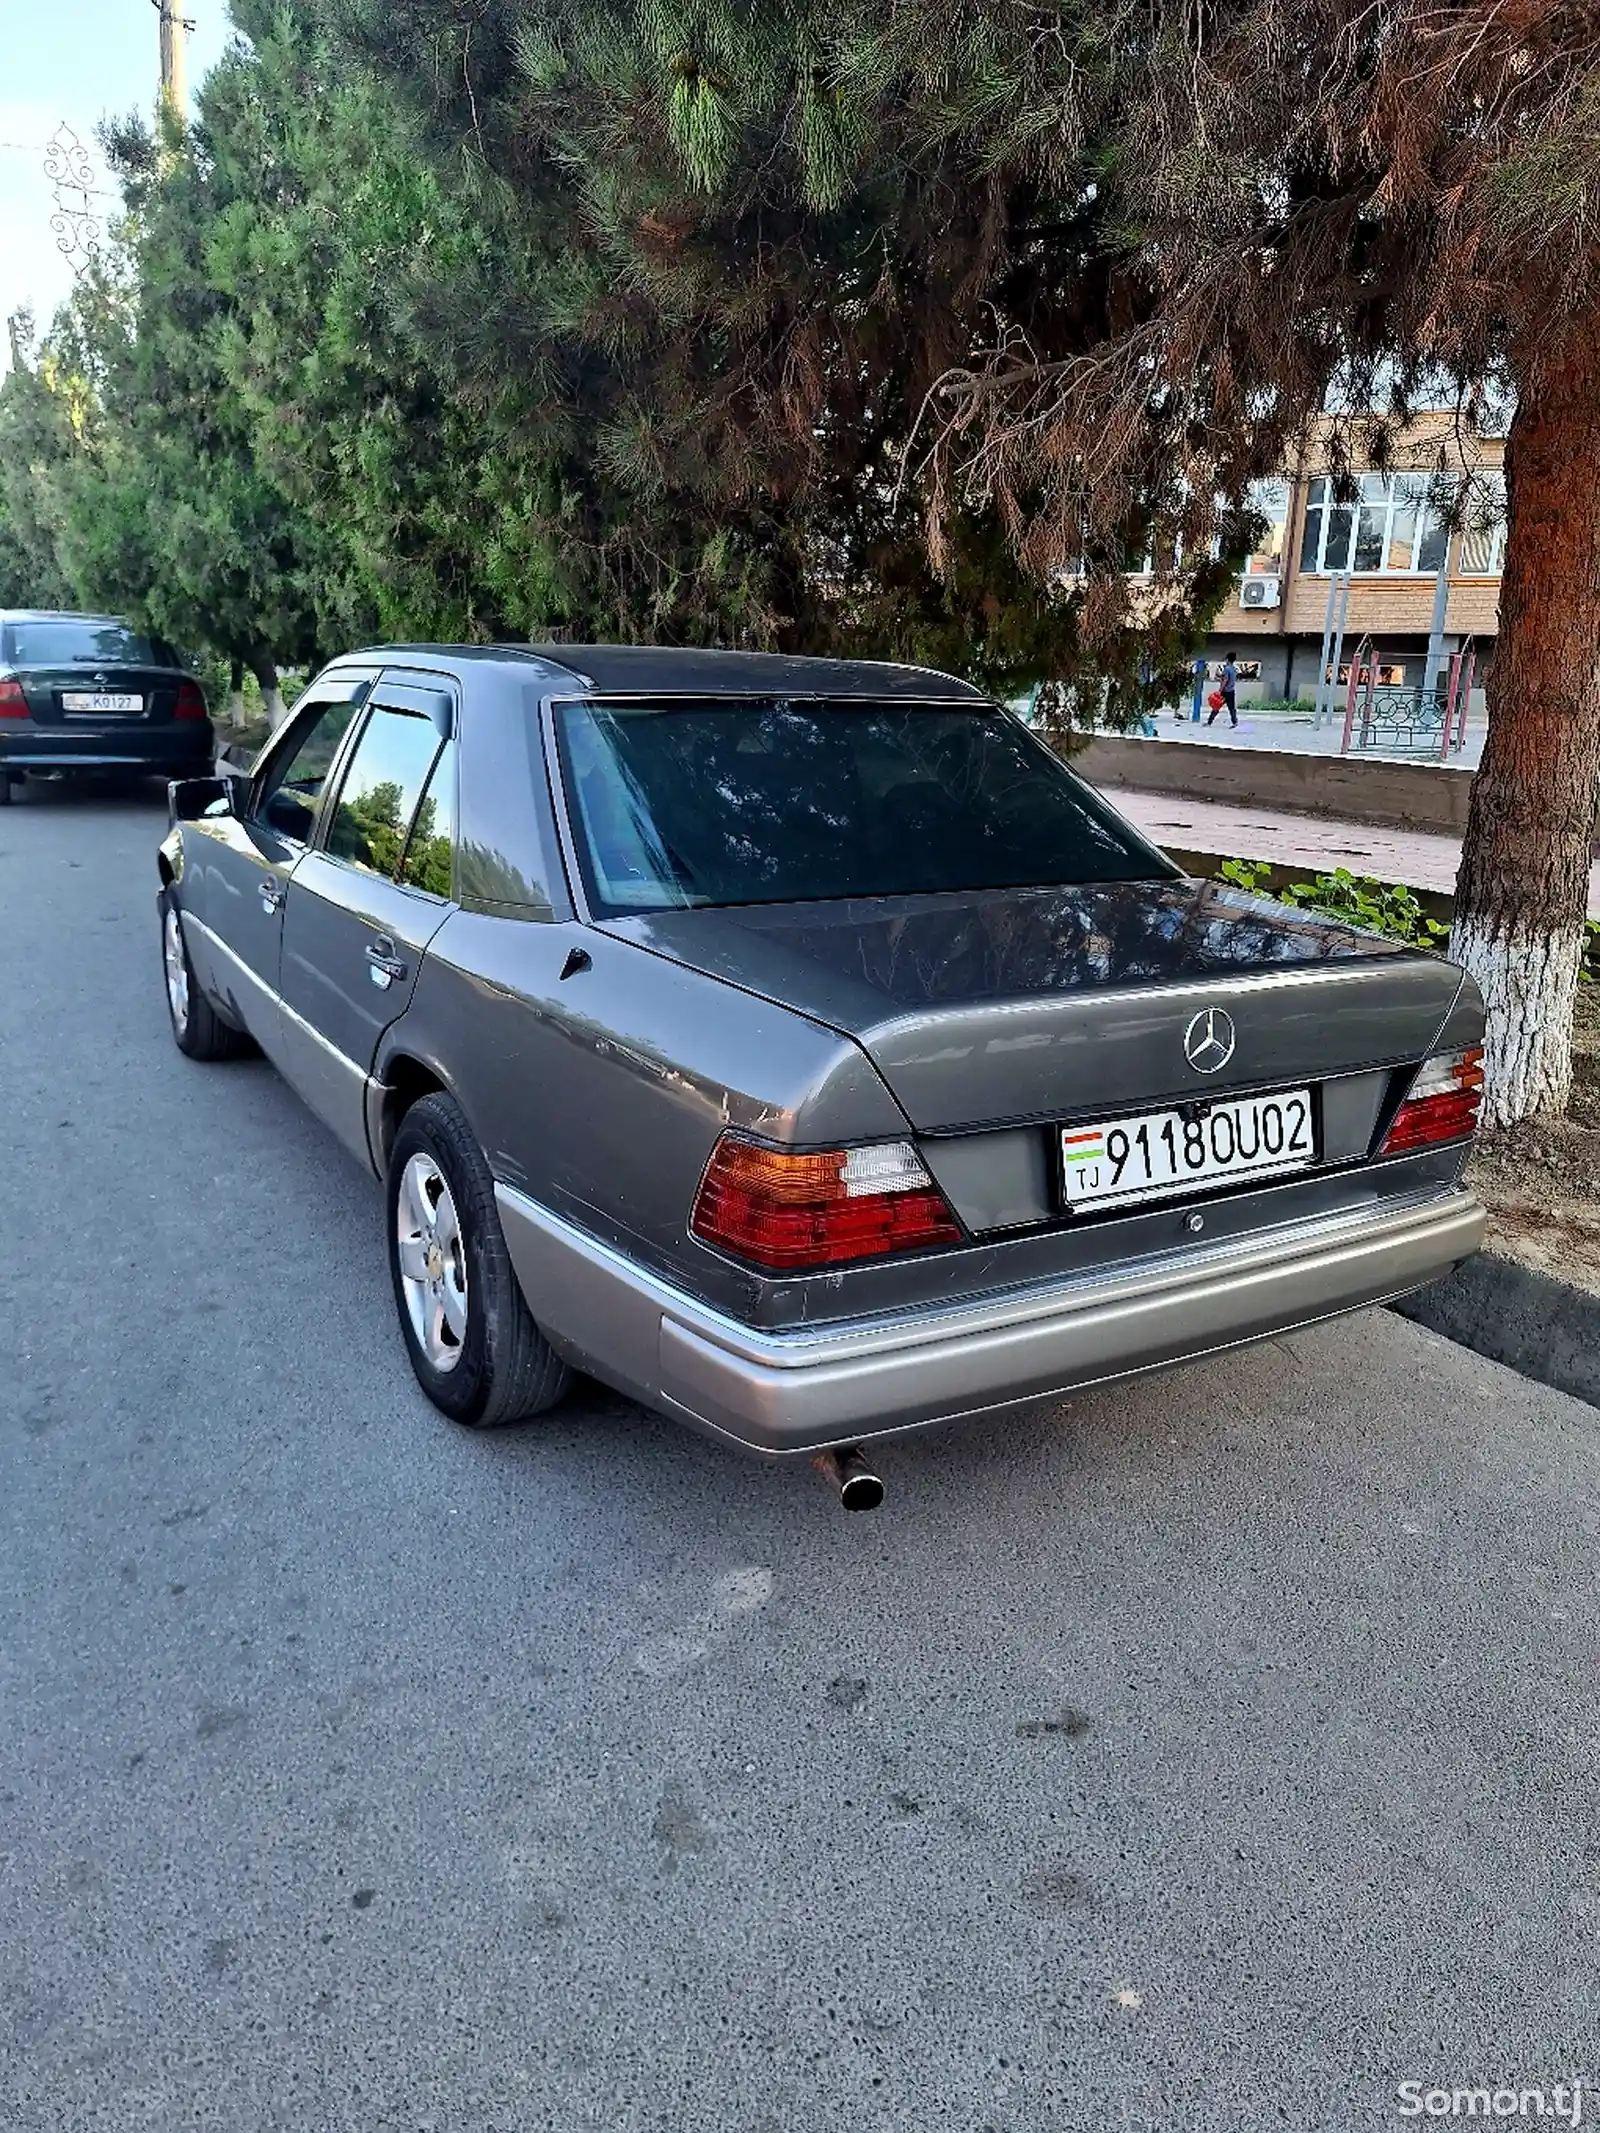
[61,692,144,713]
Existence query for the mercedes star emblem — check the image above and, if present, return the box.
[1183,1006,1237,1074]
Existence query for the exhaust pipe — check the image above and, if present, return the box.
[812,1445,884,1512]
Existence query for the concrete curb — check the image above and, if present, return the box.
[1391,1249,1600,1410]
[1075,733,1475,833]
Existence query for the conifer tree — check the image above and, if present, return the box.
[326,0,1598,1120]
[312,0,1221,696]
[908,0,1600,1123]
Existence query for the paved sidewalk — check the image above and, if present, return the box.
[1116,785,1600,919]
[1134,705,1486,770]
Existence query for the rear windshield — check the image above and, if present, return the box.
[3,620,178,667]
[554,698,1171,915]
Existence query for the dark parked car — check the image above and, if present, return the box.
[0,610,213,801]
[157,646,1485,1501]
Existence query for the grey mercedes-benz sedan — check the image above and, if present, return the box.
[157,645,1485,1496]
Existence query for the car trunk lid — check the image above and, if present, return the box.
[19,662,186,726]
[599,880,1463,1132]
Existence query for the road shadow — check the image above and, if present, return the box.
[5,772,173,814]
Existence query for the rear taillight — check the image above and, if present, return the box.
[174,680,208,721]
[1380,1047,1484,1154]
[690,1135,963,1271]
[0,679,28,719]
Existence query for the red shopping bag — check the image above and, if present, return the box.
[1206,689,1225,711]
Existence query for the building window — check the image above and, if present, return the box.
[1458,472,1507,574]
[1244,478,1289,574]
[1335,660,1408,688]
[1298,473,1458,576]
[1134,481,1283,578]
[1299,477,1355,575]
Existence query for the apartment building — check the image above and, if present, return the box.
[1196,415,1506,703]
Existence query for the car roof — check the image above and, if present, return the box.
[0,610,137,625]
[333,642,990,702]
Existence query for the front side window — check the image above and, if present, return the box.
[256,699,360,843]
[325,704,444,880]
[555,699,1171,917]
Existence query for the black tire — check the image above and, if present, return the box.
[386,1091,572,1428]
[0,776,14,806]
[159,887,253,1061]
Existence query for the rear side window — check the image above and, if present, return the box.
[325,704,444,880]
[398,746,456,896]
[5,619,177,666]
[555,698,1171,915]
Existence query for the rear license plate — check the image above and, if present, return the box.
[62,692,143,713]
[1061,1088,1316,1213]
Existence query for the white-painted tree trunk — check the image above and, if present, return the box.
[262,685,286,728]
[1449,317,1600,1128]
[1450,914,1584,1127]
[226,685,246,727]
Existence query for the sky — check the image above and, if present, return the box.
[0,0,236,367]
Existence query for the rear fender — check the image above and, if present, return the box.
[381,912,914,1318]
[368,1025,464,1178]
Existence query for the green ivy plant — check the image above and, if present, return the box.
[1219,856,1600,977]
[1216,857,1449,949]
[1216,857,1274,894]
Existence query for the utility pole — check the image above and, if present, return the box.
[154,0,189,123]
[1314,572,1352,729]
[1421,551,1451,707]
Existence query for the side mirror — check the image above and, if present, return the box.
[169,775,235,825]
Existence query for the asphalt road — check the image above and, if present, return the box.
[4,780,1599,2133]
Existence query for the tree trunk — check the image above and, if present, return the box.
[1450,319,1600,1127]
[226,656,245,730]
[249,653,285,731]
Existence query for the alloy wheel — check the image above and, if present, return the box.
[163,905,190,1035]
[396,1152,469,1372]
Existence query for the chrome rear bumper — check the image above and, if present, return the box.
[495,1183,1484,1457]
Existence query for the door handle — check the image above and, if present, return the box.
[259,876,284,913]
[365,937,408,989]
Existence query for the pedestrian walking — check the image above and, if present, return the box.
[1207,653,1239,728]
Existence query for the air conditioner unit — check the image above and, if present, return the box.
[1240,575,1282,610]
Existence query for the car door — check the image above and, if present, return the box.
[275,678,459,1166]
[182,691,366,1056]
